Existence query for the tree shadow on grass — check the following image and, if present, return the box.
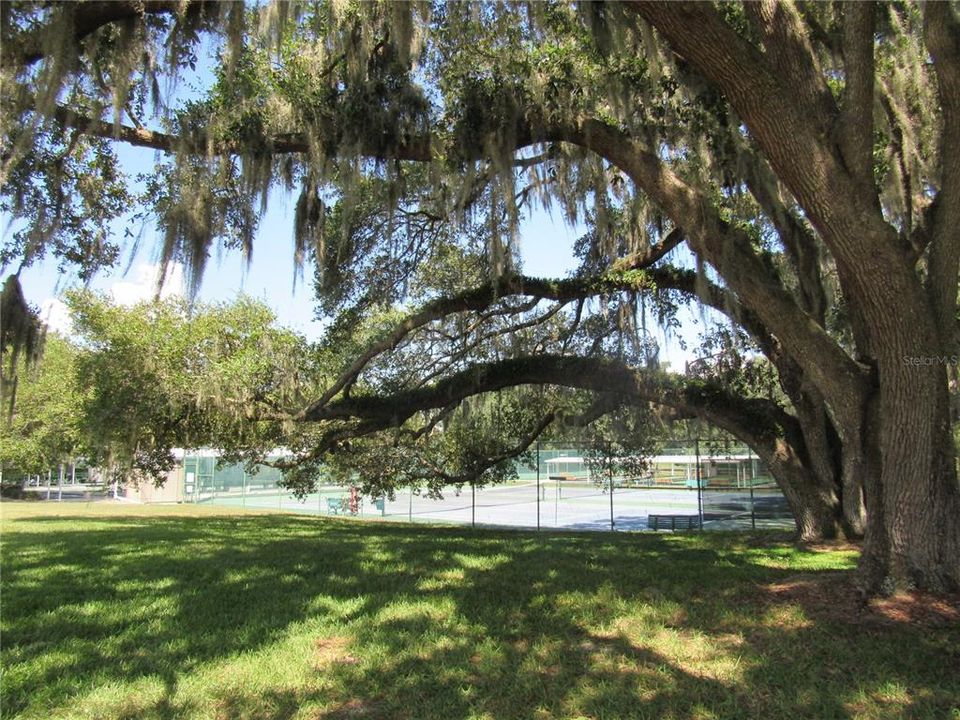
[2,514,957,719]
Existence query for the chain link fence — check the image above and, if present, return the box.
[3,464,94,500]
[178,439,795,533]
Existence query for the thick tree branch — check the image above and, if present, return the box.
[306,354,802,461]
[45,104,435,160]
[607,226,686,271]
[1,1,217,70]
[839,2,878,200]
[559,118,868,411]
[739,148,828,322]
[303,262,662,417]
[651,263,838,488]
[310,230,682,421]
[348,258,838,505]
[626,2,898,266]
[923,2,960,353]
[42,85,868,416]
[743,0,838,135]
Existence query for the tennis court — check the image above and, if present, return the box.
[181,442,795,532]
[197,479,793,531]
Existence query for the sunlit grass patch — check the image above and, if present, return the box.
[2,502,956,720]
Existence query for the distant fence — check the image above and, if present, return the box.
[177,439,795,533]
[5,465,92,486]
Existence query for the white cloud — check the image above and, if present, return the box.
[39,297,73,336]
[33,263,185,339]
[109,263,185,306]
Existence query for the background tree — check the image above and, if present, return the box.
[2,1,958,594]
[66,291,313,484]
[0,333,84,481]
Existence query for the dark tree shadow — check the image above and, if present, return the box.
[3,514,957,719]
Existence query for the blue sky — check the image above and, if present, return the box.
[13,153,584,335]
[15,192,702,370]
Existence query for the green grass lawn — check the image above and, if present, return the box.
[2,502,957,720]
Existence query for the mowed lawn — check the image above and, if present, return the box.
[1,503,958,720]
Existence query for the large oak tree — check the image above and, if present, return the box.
[2,1,958,594]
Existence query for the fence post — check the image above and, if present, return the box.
[536,439,541,531]
[46,469,51,500]
[749,449,756,530]
[242,469,247,510]
[408,488,413,522]
[608,447,615,532]
[471,482,476,528]
[695,438,704,531]
[555,473,559,526]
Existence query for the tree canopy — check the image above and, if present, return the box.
[67,291,313,481]
[2,1,958,594]
[1,291,318,484]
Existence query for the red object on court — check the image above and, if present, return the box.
[349,486,358,514]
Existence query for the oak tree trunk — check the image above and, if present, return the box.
[768,452,844,542]
[859,359,960,593]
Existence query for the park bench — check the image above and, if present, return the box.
[647,514,701,531]
[327,496,365,515]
